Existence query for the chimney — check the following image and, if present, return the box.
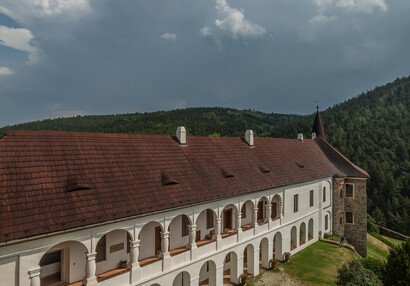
[176,126,186,146]
[297,133,304,141]
[311,132,316,139]
[245,130,254,147]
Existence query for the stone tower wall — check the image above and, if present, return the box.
[332,178,367,257]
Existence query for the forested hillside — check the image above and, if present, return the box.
[0,108,302,137]
[1,77,409,235]
[271,76,410,235]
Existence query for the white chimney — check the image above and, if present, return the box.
[176,126,186,145]
[311,132,316,139]
[245,130,254,147]
[297,133,304,141]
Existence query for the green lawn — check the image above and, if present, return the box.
[367,233,389,260]
[381,235,404,246]
[281,241,359,285]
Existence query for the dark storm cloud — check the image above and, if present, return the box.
[0,0,409,126]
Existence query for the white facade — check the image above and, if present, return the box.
[0,177,333,286]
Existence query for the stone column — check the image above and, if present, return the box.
[236,212,242,242]
[84,252,98,285]
[28,267,41,286]
[253,208,258,235]
[267,204,272,229]
[161,231,171,270]
[216,218,222,250]
[215,265,224,286]
[189,224,198,260]
[129,240,141,284]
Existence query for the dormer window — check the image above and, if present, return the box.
[161,173,178,186]
[66,176,93,192]
[221,169,234,178]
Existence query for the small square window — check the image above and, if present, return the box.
[346,184,354,198]
[346,212,354,224]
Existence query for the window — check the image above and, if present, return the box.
[127,233,131,253]
[182,215,189,236]
[40,250,61,267]
[345,184,354,198]
[271,202,278,219]
[241,204,246,219]
[323,187,326,202]
[340,190,343,198]
[325,215,329,230]
[206,209,214,229]
[346,212,354,224]
[310,190,314,207]
[96,235,106,262]
[294,194,298,213]
[340,215,344,224]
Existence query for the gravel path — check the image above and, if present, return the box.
[251,267,307,286]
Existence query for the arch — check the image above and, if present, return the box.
[138,221,164,261]
[168,214,191,251]
[240,200,254,229]
[259,237,270,269]
[150,284,161,286]
[273,232,283,260]
[243,243,255,275]
[290,226,297,250]
[221,204,238,234]
[308,219,314,241]
[173,271,190,286]
[271,195,281,220]
[195,208,217,242]
[39,240,88,284]
[223,251,239,284]
[256,197,268,223]
[94,229,132,275]
[199,260,216,285]
[300,222,307,245]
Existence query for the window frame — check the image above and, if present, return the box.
[309,190,314,207]
[293,194,299,213]
[346,212,354,224]
[345,184,354,198]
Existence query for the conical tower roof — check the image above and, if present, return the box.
[312,106,326,141]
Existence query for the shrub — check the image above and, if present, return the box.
[367,214,379,233]
[382,239,410,286]
[324,232,332,239]
[336,259,382,286]
[361,257,384,280]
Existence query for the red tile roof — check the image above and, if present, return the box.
[0,130,368,243]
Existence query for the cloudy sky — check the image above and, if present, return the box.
[0,0,409,126]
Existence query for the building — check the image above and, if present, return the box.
[0,111,368,286]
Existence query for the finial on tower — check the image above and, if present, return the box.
[312,104,326,141]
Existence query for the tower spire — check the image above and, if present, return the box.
[312,105,326,141]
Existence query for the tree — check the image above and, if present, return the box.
[382,239,410,286]
[336,259,382,286]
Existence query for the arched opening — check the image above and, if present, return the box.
[300,222,306,245]
[95,229,132,277]
[151,284,161,286]
[173,271,190,286]
[199,260,216,285]
[138,221,163,265]
[259,237,269,269]
[240,200,254,232]
[243,244,255,275]
[195,209,216,246]
[257,197,268,224]
[273,232,283,260]
[271,195,281,220]
[221,204,237,238]
[39,241,87,285]
[290,226,297,250]
[308,219,314,241]
[168,214,191,255]
[223,251,239,284]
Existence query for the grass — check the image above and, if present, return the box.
[281,241,359,285]
[381,235,404,246]
[367,233,389,260]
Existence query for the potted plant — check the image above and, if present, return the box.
[284,252,291,261]
[308,232,312,240]
[269,259,277,269]
[240,273,248,284]
[119,260,127,269]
